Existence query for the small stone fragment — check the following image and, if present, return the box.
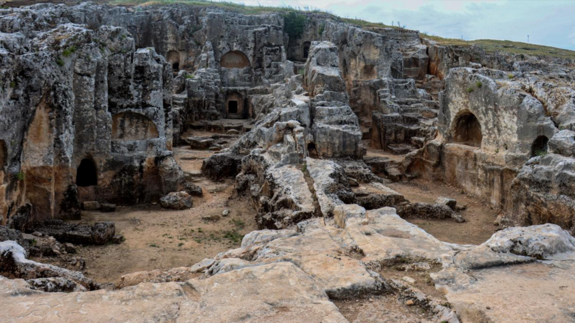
[201,214,220,222]
[111,235,125,244]
[435,197,457,210]
[82,201,101,211]
[64,243,77,254]
[160,192,193,210]
[184,183,203,197]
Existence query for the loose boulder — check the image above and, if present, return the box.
[160,192,193,210]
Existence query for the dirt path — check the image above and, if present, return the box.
[388,179,498,245]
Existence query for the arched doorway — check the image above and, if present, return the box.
[167,50,180,72]
[220,51,250,69]
[77,158,98,187]
[452,112,482,147]
[531,136,549,157]
[303,41,311,59]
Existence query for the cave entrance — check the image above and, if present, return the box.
[307,142,318,158]
[531,136,549,157]
[228,100,238,114]
[77,158,98,187]
[453,112,482,147]
[303,42,311,59]
[0,140,6,170]
[167,50,181,73]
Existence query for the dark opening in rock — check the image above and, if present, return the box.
[167,50,180,72]
[226,92,247,119]
[531,135,549,157]
[77,158,97,187]
[228,100,238,114]
[0,140,6,169]
[303,41,311,59]
[308,142,318,158]
[453,112,482,147]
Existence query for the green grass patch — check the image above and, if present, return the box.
[223,230,243,244]
[16,172,25,181]
[230,219,245,230]
[62,46,77,57]
[422,35,575,60]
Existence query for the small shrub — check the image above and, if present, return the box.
[282,11,307,39]
[466,87,474,93]
[56,57,65,66]
[149,243,160,248]
[16,172,25,181]
[178,242,184,247]
[62,46,77,57]
[318,23,325,36]
[231,219,245,230]
[223,230,244,244]
[185,74,195,79]
[508,74,514,79]
[297,68,304,75]
[534,150,547,157]
[476,81,482,88]
[9,81,15,88]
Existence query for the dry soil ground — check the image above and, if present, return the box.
[388,179,498,245]
[35,141,257,284]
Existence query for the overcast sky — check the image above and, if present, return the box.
[224,0,575,50]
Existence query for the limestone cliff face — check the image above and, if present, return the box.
[0,11,181,223]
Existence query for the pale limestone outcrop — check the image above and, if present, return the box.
[0,240,97,290]
[0,262,349,323]
[306,157,355,217]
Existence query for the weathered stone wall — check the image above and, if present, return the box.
[408,65,575,233]
[0,16,182,224]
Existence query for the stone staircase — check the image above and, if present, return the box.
[371,79,439,154]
